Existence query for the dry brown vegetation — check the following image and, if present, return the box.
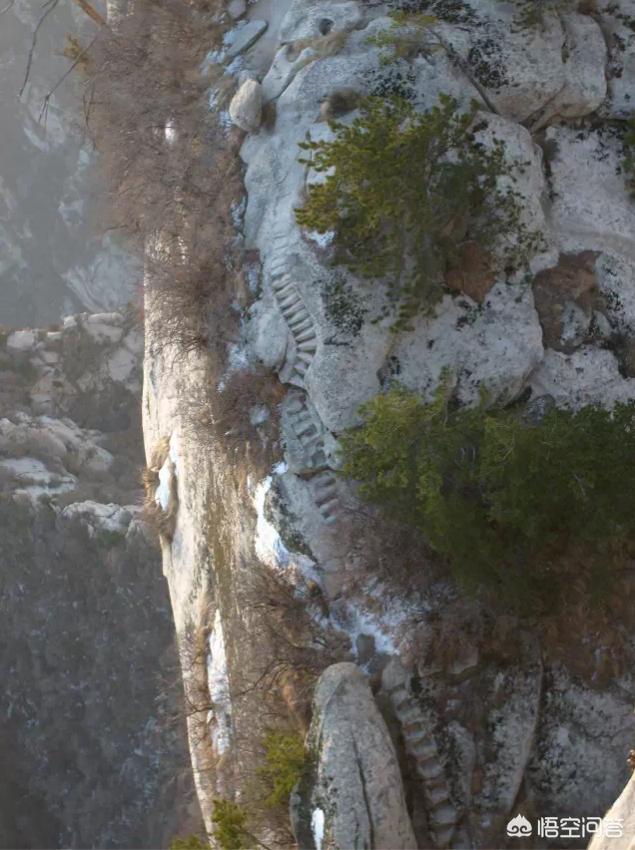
[238,566,343,727]
[84,0,286,490]
[182,366,286,484]
[82,0,243,360]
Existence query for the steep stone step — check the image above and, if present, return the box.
[279,296,302,312]
[272,276,292,293]
[312,471,335,486]
[314,478,337,495]
[386,683,457,849]
[419,759,444,782]
[298,339,317,353]
[403,719,426,736]
[296,327,316,343]
[430,804,456,828]
[315,489,338,509]
[399,709,423,728]
[410,735,437,760]
[309,469,342,523]
[320,504,340,523]
[282,306,305,323]
[427,785,451,808]
[299,429,319,445]
[288,315,312,332]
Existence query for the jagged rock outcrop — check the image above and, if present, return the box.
[293,663,416,850]
[0,311,199,848]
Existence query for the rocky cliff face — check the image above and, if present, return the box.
[138,0,635,847]
[0,312,199,848]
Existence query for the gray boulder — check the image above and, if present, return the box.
[292,663,416,850]
[229,79,263,133]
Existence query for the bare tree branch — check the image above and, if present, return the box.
[39,34,97,124]
[20,0,106,100]
[71,0,106,26]
[0,0,16,15]
[19,0,61,98]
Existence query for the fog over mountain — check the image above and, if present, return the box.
[0,0,135,327]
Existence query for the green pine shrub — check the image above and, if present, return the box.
[257,730,307,808]
[296,95,539,328]
[340,385,635,611]
[211,799,249,850]
[170,836,208,850]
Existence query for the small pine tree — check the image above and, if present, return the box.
[211,799,249,850]
[296,95,538,328]
[170,835,208,850]
[258,730,307,808]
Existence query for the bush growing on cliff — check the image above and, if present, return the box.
[170,835,208,850]
[340,386,635,610]
[84,0,243,359]
[258,730,307,808]
[211,799,249,850]
[296,95,536,327]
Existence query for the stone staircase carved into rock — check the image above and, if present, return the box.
[268,230,344,524]
[269,230,318,384]
[285,392,342,525]
[310,470,341,525]
[385,675,458,848]
[286,392,327,469]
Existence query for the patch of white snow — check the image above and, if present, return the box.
[164,118,177,144]
[155,434,180,511]
[306,230,335,249]
[155,457,172,511]
[206,610,233,754]
[311,808,325,850]
[254,474,291,568]
[250,404,269,425]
